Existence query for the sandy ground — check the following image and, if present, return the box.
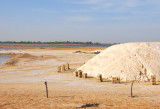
[0,47,160,109]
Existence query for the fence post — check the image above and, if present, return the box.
[78,70,82,78]
[57,66,61,72]
[73,71,78,77]
[62,64,65,72]
[66,63,70,70]
[97,74,103,82]
[151,76,156,85]
[131,80,135,98]
[44,81,48,98]
[83,73,87,78]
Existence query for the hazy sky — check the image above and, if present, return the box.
[0,0,160,43]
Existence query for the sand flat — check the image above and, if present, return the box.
[0,47,160,109]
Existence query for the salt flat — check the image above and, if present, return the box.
[0,47,160,109]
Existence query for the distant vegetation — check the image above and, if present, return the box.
[0,41,118,46]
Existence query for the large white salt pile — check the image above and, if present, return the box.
[78,42,160,81]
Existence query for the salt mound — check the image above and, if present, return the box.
[78,42,160,81]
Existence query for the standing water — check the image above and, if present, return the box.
[0,48,11,65]
[0,56,10,65]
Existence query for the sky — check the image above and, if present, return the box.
[0,0,160,43]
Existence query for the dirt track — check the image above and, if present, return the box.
[0,47,160,109]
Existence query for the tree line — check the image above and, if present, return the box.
[0,41,118,46]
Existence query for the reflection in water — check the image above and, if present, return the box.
[0,56,11,65]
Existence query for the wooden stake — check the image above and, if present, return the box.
[76,71,78,77]
[73,71,78,77]
[44,81,48,98]
[97,74,103,82]
[116,77,120,84]
[66,63,70,70]
[83,73,87,78]
[112,77,115,83]
[78,70,82,78]
[65,64,68,71]
[57,66,61,72]
[65,63,70,71]
[151,76,156,85]
[112,77,120,84]
[131,80,135,98]
[62,64,65,72]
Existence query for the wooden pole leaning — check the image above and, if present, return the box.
[44,81,48,98]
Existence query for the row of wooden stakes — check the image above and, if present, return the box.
[112,77,120,84]
[73,70,88,78]
[71,69,157,85]
[111,76,157,85]
[57,63,70,72]
[73,70,121,83]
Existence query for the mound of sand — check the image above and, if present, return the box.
[78,42,160,81]
[2,58,18,66]
[15,53,35,58]
[2,53,35,66]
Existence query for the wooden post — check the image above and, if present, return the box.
[65,63,70,71]
[151,76,156,85]
[62,64,65,72]
[112,77,115,83]
[65,64,69,71]
[83,73,87,78]
[112,77,120,84]
[76,71,78,77]
[73,71,78,77]
[78,70,82,78]
[97,74,103,82]
[44,81,48,98]
[66,63,70,70]
[131,80,135,98]
[116,77,120,84]
[57,66,61,72]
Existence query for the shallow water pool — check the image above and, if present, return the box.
[0,56,11,65]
